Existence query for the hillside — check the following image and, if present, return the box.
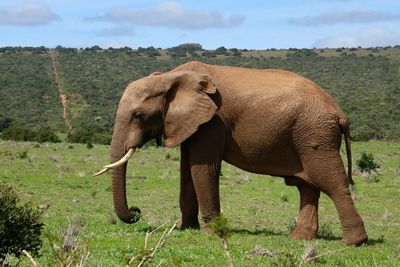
[0,45,399,141]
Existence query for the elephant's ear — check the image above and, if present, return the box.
[163,71,218,148]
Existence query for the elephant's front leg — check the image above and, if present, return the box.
[178,143,200,230]
[190,160,221,225]
[185,120,225,233]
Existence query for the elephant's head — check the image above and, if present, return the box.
[94,70,219,223]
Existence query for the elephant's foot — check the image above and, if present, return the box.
[291,226,317,240]
[176,218,200,230]
[202,225,224,237]
[342,225,368,246]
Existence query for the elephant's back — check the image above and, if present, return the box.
[176,61,346,122]
[177,61,325,97]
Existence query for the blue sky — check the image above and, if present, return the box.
[1,0,400,49]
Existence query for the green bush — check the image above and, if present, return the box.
[67,127,111,145]
[0,116,12,132]
[66,127,92,144]
[357,152,380,174]
[86,141,93,149]
[0,183,43,262]
[1,126,60,143]
[35,128,61,143]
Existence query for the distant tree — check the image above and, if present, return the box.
[229,48,241,56]
[0,117,12,132]
[168,43,203,52]
[287,49,317,57]
[55,45,65,52]
[215,46,227,55]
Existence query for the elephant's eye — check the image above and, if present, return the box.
[132,110,145,121]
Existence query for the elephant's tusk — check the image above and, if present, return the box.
[104,148,135,169]
[93,167,109,176]
[93,148,135,176]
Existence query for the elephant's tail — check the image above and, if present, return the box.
[340,120,355,192]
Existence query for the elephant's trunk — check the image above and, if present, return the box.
[110,131,141,224]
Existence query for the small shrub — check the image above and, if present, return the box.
[17,150,28,159]
[366,173,382,183]
[208,215,230,237]
[357,152,380,174]
[273,250,297,267]
[62,218,86,252]
[86,141,93,149]
[0,183,43,262]
[44,218,88,266]
[163,151,179,161]
[280,193,288,202]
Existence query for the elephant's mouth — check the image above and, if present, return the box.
[93,147,136,176]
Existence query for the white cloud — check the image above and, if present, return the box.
[99,40,131,49]
[314,27,400,47]
[289,9,400,26]
[0,1,60,26]
[96,26,134,37]
[86,1,245,30]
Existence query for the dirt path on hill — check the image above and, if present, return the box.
[49,50,72,130]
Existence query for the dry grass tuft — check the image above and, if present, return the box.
[62,218,86,253]
[248,245,278,257]
[301,244,319,264]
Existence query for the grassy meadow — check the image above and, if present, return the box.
[0,140,399,266]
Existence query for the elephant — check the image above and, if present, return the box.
[95,61,368,245]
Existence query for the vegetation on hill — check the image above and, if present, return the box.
[0,45,399,142]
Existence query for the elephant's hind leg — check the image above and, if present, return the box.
[292,183,320,240]
[327,183,368,245]
[304,153,368,245]
[177,143,200,230]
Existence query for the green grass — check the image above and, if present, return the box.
[0,140,399,266]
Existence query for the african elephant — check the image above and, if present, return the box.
[95,61,367,245]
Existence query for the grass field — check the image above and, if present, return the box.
[0,140,399,266]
